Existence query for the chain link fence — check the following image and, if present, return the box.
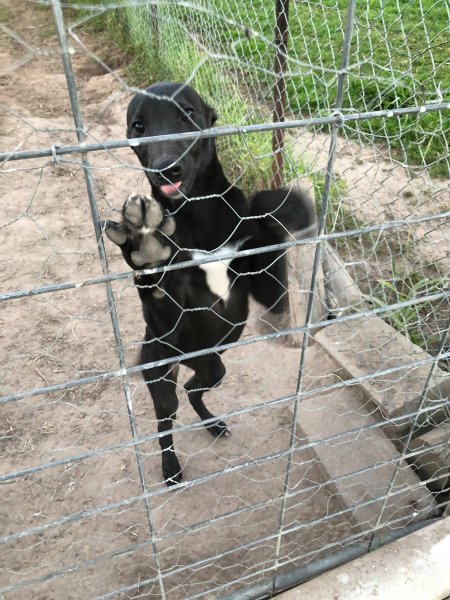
[1,0,449,598]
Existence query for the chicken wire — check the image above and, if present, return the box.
[0,0,449,598]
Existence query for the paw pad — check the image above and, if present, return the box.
[105,194,176,268]
[123,195,145,227]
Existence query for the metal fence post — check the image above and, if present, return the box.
[271,0,357,589]
[271,0,290,190]
[50,1,166,596]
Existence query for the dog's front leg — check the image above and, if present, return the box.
[105,194,184,486]
[142,352,182,486]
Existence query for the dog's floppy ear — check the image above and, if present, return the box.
[207,105,217,127]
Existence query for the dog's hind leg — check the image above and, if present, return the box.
[141,345,183,486]
[248,187,315,313]
[184,356,230,438]
[248,234,288,314]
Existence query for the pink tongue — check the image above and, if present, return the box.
[160,181,182,196]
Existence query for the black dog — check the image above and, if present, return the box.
[105,82,312,485]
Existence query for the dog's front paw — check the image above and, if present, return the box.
[105,194,176,268]
[162,449,183,486]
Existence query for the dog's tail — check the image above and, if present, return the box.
[247,184,316,314]
[250,184,315,237]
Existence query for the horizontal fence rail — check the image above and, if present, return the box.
[2,102,449,163]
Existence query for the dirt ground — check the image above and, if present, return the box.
[0,2,448,599]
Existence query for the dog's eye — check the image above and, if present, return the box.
[181,108,195,122]
[132,121,145,134]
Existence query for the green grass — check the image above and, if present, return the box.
[208,0,449,176]
[73,0,449,179]
[71,1,310,192]
[370,259,449,346]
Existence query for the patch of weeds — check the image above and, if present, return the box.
[210,0,450,177]
[370,258,449,347]
[313,175,358,233]
[0,5,11,21]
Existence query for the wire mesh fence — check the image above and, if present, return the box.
[1,0,449,598]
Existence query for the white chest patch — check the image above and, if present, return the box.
[192,241,245,302]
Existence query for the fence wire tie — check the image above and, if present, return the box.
[51,143,61,165]
[331,109,345,126]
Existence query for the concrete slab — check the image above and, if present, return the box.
[314,316,449,435]
[277,516,450,600]
[409,424,450,492]
[295,377,436,532]
[321,241,368,317]
[247,309,437,535]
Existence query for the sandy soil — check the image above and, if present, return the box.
[0,2,447,599]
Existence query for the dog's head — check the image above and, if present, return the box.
[127,82,217,201]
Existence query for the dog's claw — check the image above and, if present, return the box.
[143,196,164,229]
[206,420,231,438]
[161,215,176,237]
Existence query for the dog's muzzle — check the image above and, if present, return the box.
[151,155,185,198]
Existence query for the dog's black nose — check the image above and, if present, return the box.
[153,155,184,182]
